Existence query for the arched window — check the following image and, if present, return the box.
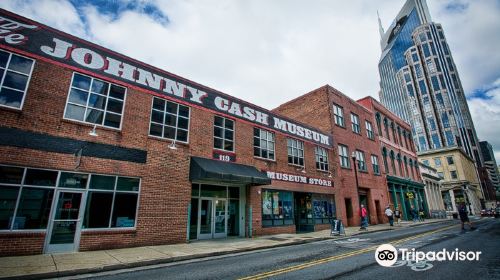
[389,150,396,175]
[396,153,403,176]
[375,112,382,136]
[382,147,388,174]
[409,159,415,179]
[403,156,409,178]
[384,118,390,141]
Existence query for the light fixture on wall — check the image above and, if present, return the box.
[168,140,177,150]
[297,167,306,174]
[88,124,98,137]
[328,172,333,178]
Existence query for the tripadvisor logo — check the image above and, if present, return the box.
[375,244,482,267]
[375,244,398,267]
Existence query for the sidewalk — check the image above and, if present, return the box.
[0,219,452,279]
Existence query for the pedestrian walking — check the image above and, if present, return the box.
[394,206,401,224]
[410,206,418,222]
[359,204,368,230]
[385,205,394,226]
[418,209,425,222]
[458,202,476,231]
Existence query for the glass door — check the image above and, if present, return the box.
[198,199,213,239]
[213,199,227,238]
[198,198,227,239]
[44,191,85,253]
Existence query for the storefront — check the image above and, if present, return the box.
[0,165,140,254]
[387,175,427,220]
[188,157,271,240]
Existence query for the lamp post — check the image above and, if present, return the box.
[351,152,362,224]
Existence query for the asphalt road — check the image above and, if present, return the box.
[74,218,500,280]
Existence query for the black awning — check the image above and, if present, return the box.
[189,156,271,186]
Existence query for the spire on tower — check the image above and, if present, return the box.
[377,10,385,38]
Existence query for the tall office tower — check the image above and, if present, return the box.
[479,141,500,200]
[377,0,482,167]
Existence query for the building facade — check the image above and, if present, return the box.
[378,0,481,164]
[0,9,340,256]
[479,141,500,202]
[357,96,426,220]
[274,86,389,227]
[418,162,446,217]
[418,147,482,215]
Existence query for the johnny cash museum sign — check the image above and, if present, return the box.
[0,9,332,147]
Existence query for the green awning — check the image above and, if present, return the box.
[189,156,271,185]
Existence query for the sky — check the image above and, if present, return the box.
[1,0,499,163]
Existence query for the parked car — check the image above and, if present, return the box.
[480,209,493,217]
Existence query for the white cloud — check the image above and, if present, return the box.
[0,0,499,158]
[468,78,500,164]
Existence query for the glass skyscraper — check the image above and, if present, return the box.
[378,0,482,166]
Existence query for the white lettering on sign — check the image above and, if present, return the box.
[273,117,330,145]
[0,16,37,45]
[215,96,270,126]
[267,171,332,187]
[218,154,231,162]
[40,37,209,105]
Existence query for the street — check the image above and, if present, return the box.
[67,218,500,280]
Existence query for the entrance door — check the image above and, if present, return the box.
[45,191,85,253]
[198,198,227,239]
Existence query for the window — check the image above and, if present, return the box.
[0,165,140,231]
[64,73,126,129]
[355,150,366,171]
[422,159,430,166]
[262,190,293,227]
[434,158,442,167]
[447,156,454,165]
[0,50,35,109]
[333,104,344,127]
[431,76,440,91]
[366,121,374,140]
[428,118,437,131]
[371,155,380,175]
[437,172,444,179]
[253,128,275,160]
[214,116,234,151]
[445,131,455,146]
[450,170,458,179]
[287,138,304,166]
[315,146,329,171]
[149,97,190,142]
[338,145,350,168]
[351,113,360,134]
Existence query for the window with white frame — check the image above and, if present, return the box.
[355,150,366,171]
[287,138,304,166]
[333,104,344,127]
[351,113,360,134]
[315,146,329,171]
[214,116,234,151]
[366,121,374,140]
[149,97,190,142]
[254,128,275,160]
[0,50,35,109]
[0,165,140,231]
[371,155,380,174]
[64,73,126,129]
[338,144,350,168]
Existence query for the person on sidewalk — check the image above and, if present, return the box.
[394,206,401,225]
[418,208,425,222]
[359,204,368,230]
[458,202,476,231]
[410,206,418,222]
[385,205,394,226]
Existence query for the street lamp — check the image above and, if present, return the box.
[351,151,361,213]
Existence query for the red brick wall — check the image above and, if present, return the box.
[274,86,390,227]
[0,58,335,255]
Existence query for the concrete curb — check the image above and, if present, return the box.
[1,219,452,280]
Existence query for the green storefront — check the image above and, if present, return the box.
[387,175,427,220]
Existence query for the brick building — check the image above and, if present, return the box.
[274,86,389,227]
[357,97,426,220]
[0,9,340,256]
